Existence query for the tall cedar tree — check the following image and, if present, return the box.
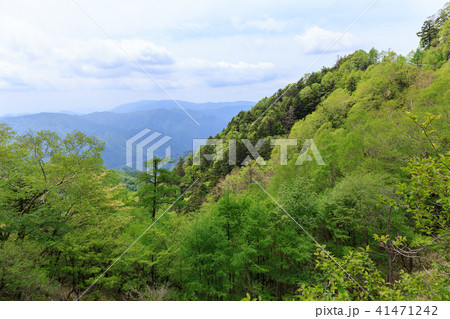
[137,158,180,219]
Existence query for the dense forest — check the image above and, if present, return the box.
[0,4,449,301]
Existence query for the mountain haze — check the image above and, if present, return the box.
[1,100,255,169]
[112,100,254,119]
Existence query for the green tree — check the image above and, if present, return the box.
[137,158,180,219]
[417,19,439,49]
[296,246,392,301]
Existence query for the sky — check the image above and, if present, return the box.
[0,0,447,116]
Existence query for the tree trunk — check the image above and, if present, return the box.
[386,206,394,286]
[152,161,157,219]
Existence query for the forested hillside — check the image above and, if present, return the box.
[0,4,449,301]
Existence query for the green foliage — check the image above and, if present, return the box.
[0,126,130,300]
[0,239,56,300]
[297,247,449,301]
[241,293,262,301]
[137,158,180,219]
[397,154,449,237]
[1,4,449,301]
[413,3,450,69]
[296,246,390,301]
[319,172,391,247]
[417,3,450,49]
[394,267,450,300]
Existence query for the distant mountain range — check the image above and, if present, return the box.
[0,100,255,169]
[112,100,254,120]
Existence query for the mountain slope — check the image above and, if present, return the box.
[1,4,449,301]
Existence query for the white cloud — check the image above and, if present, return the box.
[0,11,278,92]
[0,14,53,62]
[0,0,448,115]
[179,22,213,31]
[0,14,176,91]
[232,17,288,32]
[247,18,288,32]
[0,61,34,90]
[59,38,175,79]
[185,59,277,87]
[295,26,359,54]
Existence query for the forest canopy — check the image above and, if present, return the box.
[0,4,449,301]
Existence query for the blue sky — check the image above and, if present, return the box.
[0,0,446,116]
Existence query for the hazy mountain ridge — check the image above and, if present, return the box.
[112,99,254,112]
[1,100,255,169]
[111,100,255,122]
